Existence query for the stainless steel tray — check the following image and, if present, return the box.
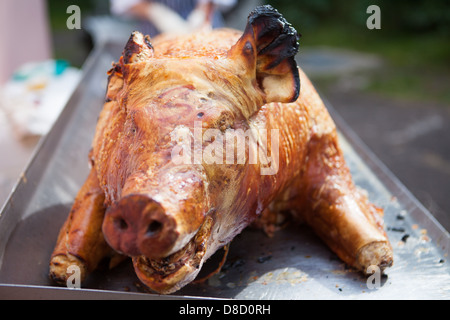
[0,43,449,300]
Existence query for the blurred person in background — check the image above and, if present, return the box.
[109,0,237,37]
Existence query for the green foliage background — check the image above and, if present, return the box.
[265,0,450,104]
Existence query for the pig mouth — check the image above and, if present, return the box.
[132,216,213,294]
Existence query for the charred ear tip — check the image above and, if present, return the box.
[247,5,284,30]
[248,4,280,18]
[293,76,301,102]
[290,65,301,102]
[248,5,293,27]
[122,31,154,65]
[129,30,145,39]
[127,31,153,48]
[248,5,300,52]
[128,30,143,43]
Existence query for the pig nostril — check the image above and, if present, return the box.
[115,218,128,231]
[146,220,163,237]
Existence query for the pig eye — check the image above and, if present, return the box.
[128,126,138,136]
[197,112,204,118]
[216,112,234,131]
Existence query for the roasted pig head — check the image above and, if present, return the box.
[50,5,393,294]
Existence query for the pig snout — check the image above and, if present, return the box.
[102,170,209,259]
[102,195,176,257]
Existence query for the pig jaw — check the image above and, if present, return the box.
[132,215,213,294]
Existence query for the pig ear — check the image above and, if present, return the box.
[228,5,300,103]
[122,31,154,65]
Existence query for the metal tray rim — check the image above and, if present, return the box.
[0,42,449,299]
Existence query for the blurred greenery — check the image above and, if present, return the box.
[47,0,107,30]
[268,0,450,35]
[46,0,109,67]
[266,0,450,105]
[46,0,450,104]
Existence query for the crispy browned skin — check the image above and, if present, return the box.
[267,71,392,271]
[49,5,392,294]
[49,167,115,284]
